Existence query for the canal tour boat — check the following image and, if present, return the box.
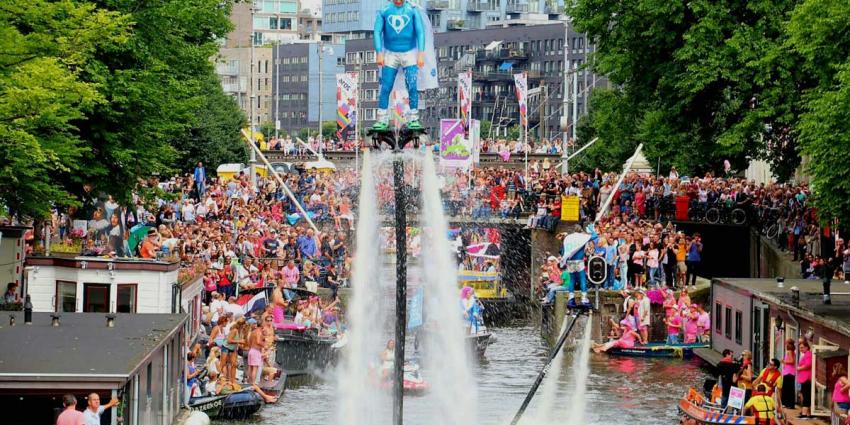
[608,342,709,359]
[678,387,758,424]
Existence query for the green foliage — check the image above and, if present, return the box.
[787,0,850,222]
[0,0,130,218]
[322,120,337,139]
[181,74,248,172]
[507,124,521,141]
[479,120,492,139]
[570,0,804,179]
[259,121,277,140]
[0,0,239,219]
[573,88,639,172]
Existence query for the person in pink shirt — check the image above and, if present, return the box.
[56,394,85,425]
[683,309,699,344]
[593,319,640,353]
[664,307,682,344]
[695,304,711,343]
[282,259,300,288]
[798,340,814,418]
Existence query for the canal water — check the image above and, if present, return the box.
[243,324,710,425]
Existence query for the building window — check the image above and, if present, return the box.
[117,284,137,313]
[715,302,722,334]
[280,18,292,30]
[366,51,376,63]
[146,362,152,399]
[724,306,732,339]
[365,70,377,83]
[734,310,743,344]
[83,283,110,313]
[56,280,77,312]
[346,52,357,64]
[364,108,376,120]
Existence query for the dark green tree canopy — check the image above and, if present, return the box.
[572,0,850,223]
[0,0,246,219]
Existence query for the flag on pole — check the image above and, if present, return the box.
[241,291,267,315]
[513,72,528,127]
[458,70,473,132]
[336,72,358,142]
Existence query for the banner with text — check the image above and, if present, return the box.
[513,72,528,128]
[458,70,472,133]
[440,119,473,169]
[336,72,358,142]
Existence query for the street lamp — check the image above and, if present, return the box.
[318,42,334,155]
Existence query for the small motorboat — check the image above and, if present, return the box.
[678,387,757,424]
[375,362,430,396]
[466,330,492,356]
[608,342,708,359]
[258,371,287,398]
[188,390,264,420]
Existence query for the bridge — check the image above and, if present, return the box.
[378,214,533,229]
[261,150,563,169]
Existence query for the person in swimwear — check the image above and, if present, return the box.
[381,339,396,380]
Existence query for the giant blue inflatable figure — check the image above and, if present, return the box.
[559,224,599,308]
[371,0,436,131]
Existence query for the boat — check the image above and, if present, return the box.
[275,326,338,376]
[374,361,430,396]
[457,269,515,321]
[608,342,709,359]
[258,371,287,398]
[188,390,264,420]
[466,330,492,356]
[678,387,757,424]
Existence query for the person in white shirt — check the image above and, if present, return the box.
[181,201,195,223]
[210,292,227,323]
[225,296,244,319]
[83,393,119,425]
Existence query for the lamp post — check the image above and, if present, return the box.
[249,4,258,190]
[317,43,334,155]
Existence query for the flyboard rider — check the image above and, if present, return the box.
[557,224,599,309]
[370,0,438,132]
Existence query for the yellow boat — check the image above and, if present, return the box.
[457,270,508,300]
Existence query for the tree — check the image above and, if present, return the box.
[570,0,804,179]
[259,121,277,141]
[0,0,130,218]
[479,120,492,139]
[322,120,337,140]
[572,88,640,172]
[181,74,249,172]
[72,0,237,206]
[786,0,850,223]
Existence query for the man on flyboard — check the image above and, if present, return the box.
[558,224,598,308]
[371,0,437,132]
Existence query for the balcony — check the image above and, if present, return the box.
[216,63,240,76]
[222,80,248,93]
[467,1,496,12]
[505,3,528,13]
[426,0,449,10]
[544,4,562,14]
[476,48,529,62]
[447,19,465,30]
[473,70,514,82]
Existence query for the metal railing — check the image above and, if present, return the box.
[426,0,450,9]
